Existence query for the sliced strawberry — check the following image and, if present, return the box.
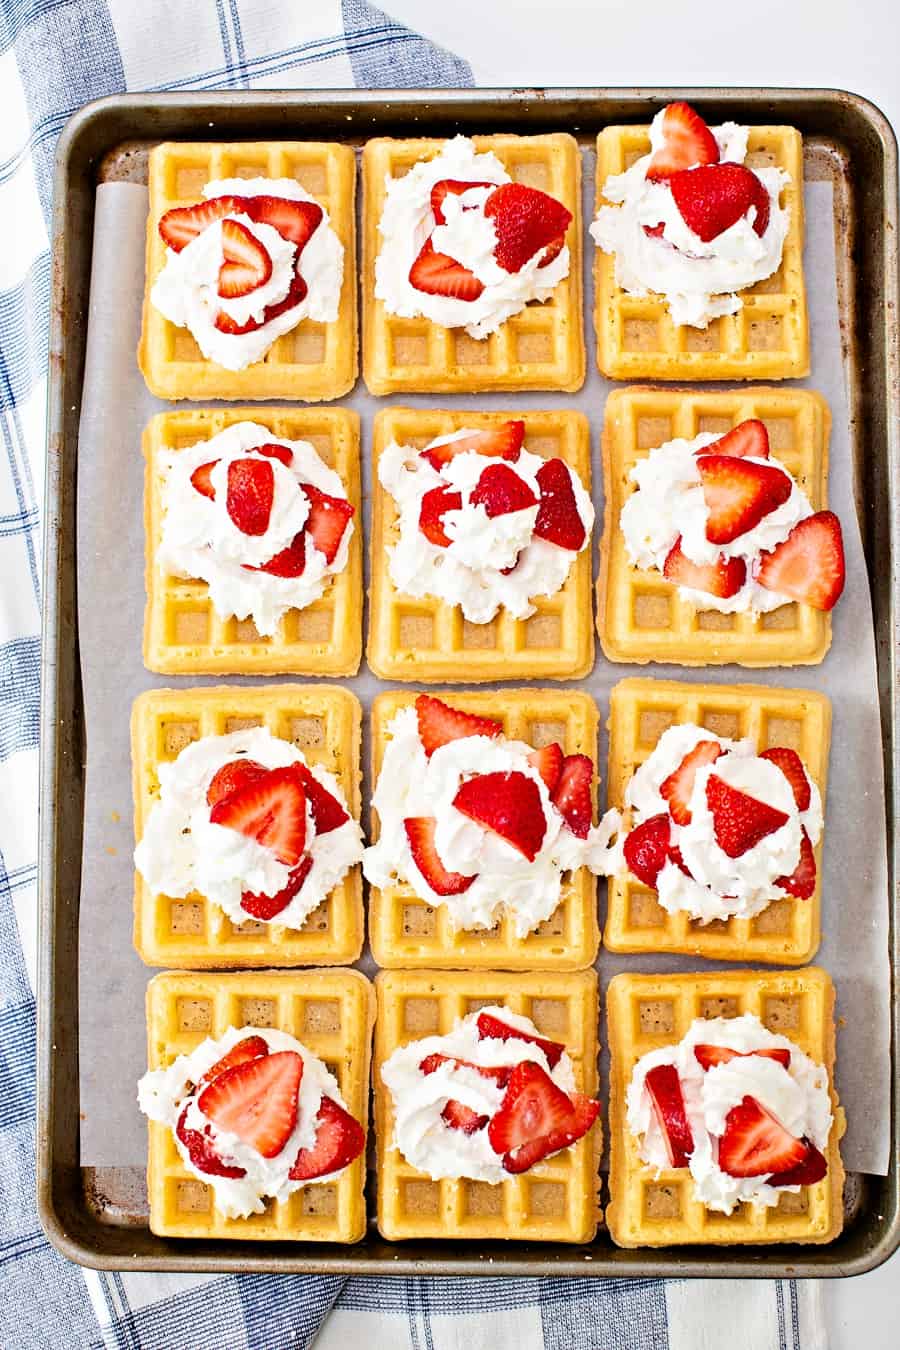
[660,739,723,826]
[292,763,348,835]
[501,1090,598,1174]
[420,421,524,469]
[441,1100,489,1134]
[476,1012,564,1068]
[206,759,268,808]
[670,162,770,241]
[158,195,247,251]
[419,485,462,548]
[419,1053,511,1087]
[256,442,293,468]
[706,774,789,859]
[214,271,308,335]
[550,754,594,839]
[209,764,307,866]
[694,1044,791,1072]
[430,178,494,224]
[240,854,314,921]
[218,218,272,299]
[404,816,475,897]
[245,196,323,250]
[483,183,572,274]
[696,454,792,546]
[470,463,537,517]
[533,458,586,550]
[775,829,817,900]
[226,458,274,536]
[643,222,666,239]
[288,1095,365,1180]
[408,238,484,300]
[198,1036,270,1090]
[759,747,811,812]
[706,419,770,460]
[175,1105,246,1178]
[527,741,564,794]
[718,1095,808,1178]
[644,1064,694,1168]
[537,232,566,267]
[768,1142,828,1188]
[190,460,219,499]
[623,813,672,888]
[756,511,845,611]
[248,531,306,578]
[453,770,547,862]
[663,538,747,599]
[646,102,720,181]
[487,1061,597,1174]
[415,694,502,757]
[668,842,692,876]
[301,484,354,564]
[197,1050,303,1159]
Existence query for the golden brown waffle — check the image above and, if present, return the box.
[368,688,600,970]
[143,407,362,676]
[367,407,594,682]
[138,141,357,401]
[594,125,809,381]
[362,135,585,395]
[374,968,601,1242]
[132,685,362,967]
[145,968,374,1241]
[606,967,845,1247]
[605,677,831,964]
[598,387,832,666]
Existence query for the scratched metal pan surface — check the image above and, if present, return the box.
[38,89,899,1276]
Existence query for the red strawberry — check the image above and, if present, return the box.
[217,218,272,298]
[441,1100,489,1134]
[470,463,537,517]
[623,813,672,888]
[209,765,307,865]
[533,458,586,550]
[483,183,572,274]
[408,238,484,300]
[759,747,811,812]
[404,816,475,897]
[292,763,348,835]
[197,1050,303,1159]
[158,195,247,251]
[694,1044,791,1072]
[718,1095,808,1178]
[190,460,219,499]
[256,442,293,468]
[646,102,720,181]
[660,739,723,826]
[706,419,770,460]
[768,1141,828,1188]
[643,222,667,239]
[663,538,747,599]
[206,759,268,808]
[175,1105,246,1178]
[550,754,594,839]
[240,854,313,921]
[245,196,323,250]
[420,1053,511,1087]
[476,1012,564,1068]
[696,454,792,546]
[670,162,770,242]
[706,774,789,858]
[644,1064,694,1168]
[775,829,817,900]
[755,511,845,611]
[419,485,462,548]
[249,531,306,578]
[288,1095,365,1180]
[226,458,274,536]
[302,484,354,564]
[527,742,564,794]
[415,694,502,757]
[537,233,566,268]
[452,770,547,862]
[487,1061,597,1174]
[198,1035,270,1089]
[430,178,494,224]
[420,421,524,470]
[214,271,308,335]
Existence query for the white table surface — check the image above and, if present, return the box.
[387,0,900,1336]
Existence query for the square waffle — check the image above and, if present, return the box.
[606,967,845,1247]
[368,688,600,970]
[132,684,363,967]
[362,135,585,395]
[374,968,601,1242]
[367,407,594,682]
[143,407,362,676]
[594,124,809,381]
[605,676,831,964]
[138,141,357,402]
[598,386,832,666]
[145,967,374,1241]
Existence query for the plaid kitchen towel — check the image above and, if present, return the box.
[1,1,830,1346]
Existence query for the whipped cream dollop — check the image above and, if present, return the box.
[378,431,593,624]
[151,177,343,368]
[134,727,363,928]
[590,116,790,327]
[624,722,822,922]
[157,420,354,636]
[620,430,807,614]
[374,135,570,339]
[138,1025,352,1217]
[381,1005,578,1182]
[627,1014,832,1213]
[362,707,620,937]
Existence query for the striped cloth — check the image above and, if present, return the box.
[3,2,828,1346]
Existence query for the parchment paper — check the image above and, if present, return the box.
[76,164,890,1176]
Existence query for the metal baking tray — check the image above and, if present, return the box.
[38,88,899,1276]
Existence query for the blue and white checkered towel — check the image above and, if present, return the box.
[3,2,830,1345]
